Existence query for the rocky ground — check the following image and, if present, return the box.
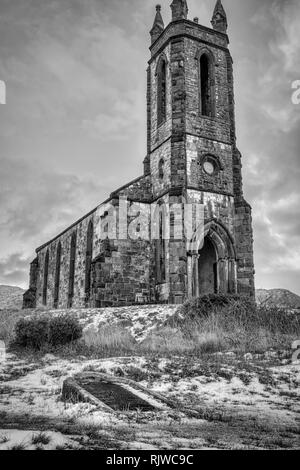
[0,349,299,450]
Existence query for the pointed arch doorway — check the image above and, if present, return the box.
[196,237,218,295]
[188,220,237,298]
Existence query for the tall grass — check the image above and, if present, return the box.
[0,309,29,345]
[159,295,300,353]
[82,325,136,355]
[1,296,299,356]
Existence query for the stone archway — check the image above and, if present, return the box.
[187,219,237,298]
[197,237,218,295]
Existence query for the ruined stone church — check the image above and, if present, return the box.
[23,0,255,309]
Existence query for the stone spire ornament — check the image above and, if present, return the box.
[170,0,188,21]
[211,0,228,33]
[150,5,165,44]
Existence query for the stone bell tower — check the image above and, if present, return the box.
[145,0,255,301]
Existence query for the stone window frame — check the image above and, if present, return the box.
[195,48,216,119]
[53,241,62,309]
[85,219,94,301]
[68,231,77,308]
[158,158,165,180]
[42,249,49,306]
[198,153,223,177]
[156,53,168,127]
[154,200,167,284]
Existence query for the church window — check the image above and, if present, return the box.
[85,220,93,300]
[156,205,166,283]
[199,53,214,117]
[159,158,164,180]
[201,154,221,176]
[42,249,49,306]
[157,57,167,126]
[203,160,215,175]
[53,242,61,309]
[68,232,77,308]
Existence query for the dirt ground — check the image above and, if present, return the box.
[0,349,299,450]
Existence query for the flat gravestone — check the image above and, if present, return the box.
[62,372,172,413]
[78,376,156,411]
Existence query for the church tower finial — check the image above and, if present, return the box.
[170,0,188,21]
[150,5,165,44]
[211,0,228,33]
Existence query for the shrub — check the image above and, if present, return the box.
[0,309,32,345]
[170,294,255,325]
[15,316,49,350]
[31,432,51,445]
[49,315,82,346]
[14,314,82,350]
[162,294,300,353]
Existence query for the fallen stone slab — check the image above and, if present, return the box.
[62,372,172,413]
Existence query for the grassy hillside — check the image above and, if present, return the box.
[0,285,25,310]
[256,288,300,309]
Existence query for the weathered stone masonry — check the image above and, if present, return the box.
[23,0,255,309]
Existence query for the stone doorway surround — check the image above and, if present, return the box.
[187,219,237,297]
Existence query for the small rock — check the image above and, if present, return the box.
[244,353,253,361]
[225,352,236,358]
[42,354,57,362]
[264,351,277,359]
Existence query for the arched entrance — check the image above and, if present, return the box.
[197,237,217,295]
[188,219,237,298]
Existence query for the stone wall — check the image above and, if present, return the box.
[184,38,232,143]
[149,44,172,151]
[186,135,233,195]
[150,20,228,59]
[187,189,235,236]
[150,140,172,198]
[92,239,152,307]
[35,211,95,309]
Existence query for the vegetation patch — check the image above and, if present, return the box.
[14,314,82,350]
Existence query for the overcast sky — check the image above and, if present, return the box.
[0,0,299,294]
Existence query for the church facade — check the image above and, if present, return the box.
[23,0,255,309]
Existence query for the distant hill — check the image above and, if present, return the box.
[256,289,300,309]
[0,285,25,310]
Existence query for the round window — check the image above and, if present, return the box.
[203,160,215,175]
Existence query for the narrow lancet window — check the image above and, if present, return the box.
[42,249,49,306]
[157,58,167,126]
[53,242,61,309]
[85,220,93,301]
[68,232,77,308]
[199,54,213,117]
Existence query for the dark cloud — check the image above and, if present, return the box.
[0,0,299,294]
[0,155,105,238]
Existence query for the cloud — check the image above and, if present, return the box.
[0,0,299,295]
[0,252,31,287]
[82,91,142,141]
[0,155,105,242]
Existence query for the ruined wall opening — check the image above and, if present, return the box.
[53,242,61,309]
[157,58,167,126]
[42,249,49,306]
[155,203,167,284]
[199,54,212,117]
[85,220,93,302]
[68,232,77,308]
[159,158,164,180]
[198,237,217,294]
